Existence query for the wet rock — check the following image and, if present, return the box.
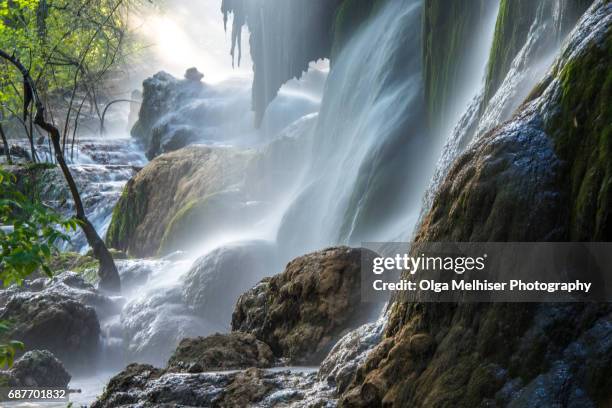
[116,259,154,293]
[92,363,330,408]
[318,318,385,394]
[0,292,100,368]
[106,146,253,257]
[3,350,71,388]
[185,67,204,82]
[0,271,120,319]
[167,332,274,372]
[131,71,205,158]
[183,240,279,328]
[340,2,612,406]
[91,363,165,408]
[232,246,379,364]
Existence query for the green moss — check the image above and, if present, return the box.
[483,0,538,104]
[45,252,99,283]
[484,0,592,105]
[547,28,612,240]
[105,179,148,255]
[158,191,237,255]
[422,0,493,129]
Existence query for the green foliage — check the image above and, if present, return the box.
[0,165,76,368]
[0,0,145,138]
[0,167,77,283]
[0,320,23,368]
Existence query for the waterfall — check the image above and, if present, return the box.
[277,0,428,258]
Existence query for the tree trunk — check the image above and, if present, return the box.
[0,123,12,164]
[0,49,121,292]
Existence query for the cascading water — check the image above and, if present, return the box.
[277,0,428,258]
[97,0,500,373]
[6,0,598,405]
[426,0,585,210]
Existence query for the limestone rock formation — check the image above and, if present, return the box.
[167,332,274,373]
[92,364,329,408]
[106,146,252,257]
[131,71,207,159]
[222,0,342,125]
[340,2,612,406]
[232,246,380,364]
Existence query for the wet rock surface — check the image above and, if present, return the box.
[106,145,253,257]
[167,332,274,372]
[232,246,380,364]
[131,71,207,159]
[92,364,334,408]
[340,2,612,406]
[0,290,100,368]
[0,271,120,319]
[0,350,71,388]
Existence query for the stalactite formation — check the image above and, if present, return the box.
[222,0,342,126]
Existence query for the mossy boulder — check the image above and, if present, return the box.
[167,332,274,373]
[340,3,612,406]
[106,146,252,257]
[159,190,264,255]
[232,246,379,364]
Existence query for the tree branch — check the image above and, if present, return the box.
[0,49,121,292]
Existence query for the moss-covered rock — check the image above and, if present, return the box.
[483,0,592,105]
[106,146,252,257]
[159,190,263,255]
[167,332,274,372]
[423,0,496,129]
[232,246,379,364]
[340,2,612,406]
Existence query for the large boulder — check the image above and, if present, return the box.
[106,146,253,257]
[1,350,71,388]
[340,2,612,406]
[0,292,100,368]
[131,71,207,159]
[0,271,120,319]
[232,246,379,364]
[167,332,274,373]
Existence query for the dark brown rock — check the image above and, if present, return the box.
[167,332,274,372]
[232,246,379,364]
